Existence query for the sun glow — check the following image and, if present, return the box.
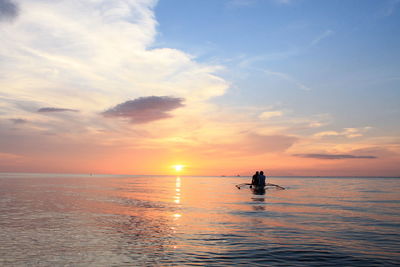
[173,165,184,172]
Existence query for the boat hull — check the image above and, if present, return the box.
[250,185,266,194]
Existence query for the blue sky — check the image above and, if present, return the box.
[155,0,400,131]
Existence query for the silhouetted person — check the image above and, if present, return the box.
[251,171,259,187]
[258,171,266,187]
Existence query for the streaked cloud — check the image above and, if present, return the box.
[264,69,311,91]
[102,96,184,124]
[245,133,298,153]
[259,110,283,120]
[195,133,298,157]
[314,127,371,139]
[38,107,79,113]
[237,49,299,68]
[311,30,334,46]
[10,118,28,124]
[0,0,18,22]
[293,153,377,160]
[314,131,341,137]
[0,151,23,160]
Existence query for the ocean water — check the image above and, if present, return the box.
[0,173,399,266]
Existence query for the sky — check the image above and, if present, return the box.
[0,0,399,176]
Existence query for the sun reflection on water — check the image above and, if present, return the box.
[176,177,181,187]
[173,176,182,216]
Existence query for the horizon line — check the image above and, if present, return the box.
[0,172,399,179]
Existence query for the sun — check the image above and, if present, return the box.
[173,165,184,172]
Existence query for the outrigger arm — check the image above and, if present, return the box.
[236,183,285,190]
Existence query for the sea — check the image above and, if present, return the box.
[0,173,399,266]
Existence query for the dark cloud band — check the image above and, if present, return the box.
[38,107,79,113]
[10,118,28,124]
[102,96,184,124]
[294,153,377,160]
[0,0,18,22]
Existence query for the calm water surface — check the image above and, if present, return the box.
[0,173,399,266]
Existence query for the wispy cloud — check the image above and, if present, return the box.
[0,0,18,22]
[264,69,311,91]
[0,152,24,161]
[10,118,28,124]
[294,153,377,160]
[37,107,79,113]
[311,30,334,46]
[238,49,299,68]
[102,96,184,124]
[259,110,283,120]
[314,127,371,139]
[246,133,298,152]
[201,133,298,156]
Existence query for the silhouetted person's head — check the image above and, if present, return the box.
[260,171,264,175]
[256,171,259,174]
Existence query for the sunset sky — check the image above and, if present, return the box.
[0,0,399,176]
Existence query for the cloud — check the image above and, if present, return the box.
[0,0,227,115]
[314,127,371,139]
[102,96,184,124]
[193,133,298,158]
[0,152,23,160]
[245,133,298,153]
[37,107,79,113]
[0,0,18,22]
[10,118,28,124]
[238,49,299,68]
[311,30,334,46]
[259,110,283,120]
[294,153,377,160]
[264,69,311,91]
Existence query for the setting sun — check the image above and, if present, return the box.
[173,165,184,172]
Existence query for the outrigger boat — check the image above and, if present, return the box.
[236,183,285,190]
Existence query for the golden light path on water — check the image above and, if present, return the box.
[173,176,182,218]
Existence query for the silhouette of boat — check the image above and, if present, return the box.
[236,183,285,190]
